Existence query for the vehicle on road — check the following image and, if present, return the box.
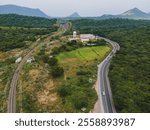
[102,91,105,96]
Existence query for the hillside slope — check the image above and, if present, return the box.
[0,4,49,18]
[0,14,57,28]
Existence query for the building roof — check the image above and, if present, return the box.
[80,34,95,39]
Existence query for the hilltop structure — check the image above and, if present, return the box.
[73,31,77,39]
[69,31,96,43]
[80,34,96,43]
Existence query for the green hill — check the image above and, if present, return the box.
[0,14,57,28]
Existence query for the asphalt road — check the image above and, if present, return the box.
[7,24,69,113]
[97,36,120,113]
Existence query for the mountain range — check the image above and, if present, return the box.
[0,4,150,20]
[98,8,150,20]
[0,4,49,18]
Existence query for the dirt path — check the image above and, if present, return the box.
[91,81,101,113]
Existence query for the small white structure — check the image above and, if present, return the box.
[87,43,97,46]
[81,107,86,112]
[49,55,53,58]
[27,58,33,63]
[80,34,96,43]
[69,31,77,42]
[37,38,41,42]
[73,31,77,39]
[89,78,93,83]
[15,57,22,63]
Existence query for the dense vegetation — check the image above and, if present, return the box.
[72,18,150,36]
[0,14,58,52]
[0,27,53,51]
[0,14,58,112]
[0,57,15,112]
[0,14,57,28]
[72,18,150,112]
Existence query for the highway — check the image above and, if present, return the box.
[7,23,69,113]
[97,36,120,113]
[7,24,119,113]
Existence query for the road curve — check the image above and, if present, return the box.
[97,36,120,113]
[8,48,38,113]
[7,24,69,113]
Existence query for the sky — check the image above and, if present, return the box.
[0,0,150,17]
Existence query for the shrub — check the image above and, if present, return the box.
[48,57,58,66]
[50,66,64,78]
[73,95,88,109]
[51,47,60,55]
[76,70,91,75]
[41,55,49,63]
[57,85,71,97]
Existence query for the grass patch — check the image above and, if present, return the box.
[55,45,111,112]
[57,46,110,61]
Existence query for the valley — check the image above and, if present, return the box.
[15,29,111,112]
[0,13,149,113]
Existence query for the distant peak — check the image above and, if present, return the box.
[68,12,81,17]
[121,7,147,16]
[132,7,140,10]
[73,12,79,15]
[130,7,143,12]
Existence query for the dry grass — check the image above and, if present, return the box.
[29,69,41,81]
[0,49,23,61]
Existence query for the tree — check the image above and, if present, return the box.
[42,55,49,63]
[97,39,107,45]
[73,95,88,109]
[57,85,71,97]
[50,66,64,78]
[22,91,37,112]
[51,47,60,55]
[48,57,58,66]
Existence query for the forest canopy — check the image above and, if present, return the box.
[72,18,150,112]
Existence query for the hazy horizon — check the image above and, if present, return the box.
[0,0,150,17]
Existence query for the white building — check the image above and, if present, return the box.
[27,58,33,63]
[69,31,78,42]
[73,31,77,38]
[49,55,53,58]
[15,57,22,63]
[80,34,96,43]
